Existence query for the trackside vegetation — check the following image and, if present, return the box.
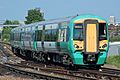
[110,35,120,42]
[2,20,19,42]
[2,8,45,42]
[106,55,120,68]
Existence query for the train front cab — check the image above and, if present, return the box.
[72,18,109,66]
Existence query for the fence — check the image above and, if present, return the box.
[108,42,120,56]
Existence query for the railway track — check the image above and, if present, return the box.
[4,61,120,80]
[0,42,23,64]
[0,42,94,79]
[0,42,120,80]
[0,63,93,80]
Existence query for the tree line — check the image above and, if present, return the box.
[2,8,44,42]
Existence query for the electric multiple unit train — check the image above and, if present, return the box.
[10,14,109,68]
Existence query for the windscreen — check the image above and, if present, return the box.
[73,24,83,40]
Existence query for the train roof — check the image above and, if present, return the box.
[11,14,107,32]
[72,14,107,22]
[11,15,76,32]
[26,14,107,27]
[33,16,75,25]
[23,15,76,28]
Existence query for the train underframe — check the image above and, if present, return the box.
[12,47,103,69]
[12,47,72,64]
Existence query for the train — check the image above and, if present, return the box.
[10,14,109,68]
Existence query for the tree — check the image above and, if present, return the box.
[3,20,19,25]
[12,20,19,25]
[2,20,19,42]
[25,8,45,24]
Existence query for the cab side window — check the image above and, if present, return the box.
[99,23,107,40]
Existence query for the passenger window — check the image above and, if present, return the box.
[44,29,58,41]
[51,29,58,41]
[45,30,51,41]
[35,30,42,41]
[21,32,25,41]
[14,33,19,41]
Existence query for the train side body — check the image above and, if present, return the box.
[10,14,109,67]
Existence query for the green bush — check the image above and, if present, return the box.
[2,27,12,43]
[2,34,10,42]
[110,35,120,42]
[106,55,120,68]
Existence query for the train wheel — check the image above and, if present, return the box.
[32,51,37,60]
[32,52,46,62]
[38,52,44,61]
[13,47,17,54]
[11,47,14,53]
[25,50,32,60]
[63,55,73,65]
[96,65,101,70]
[36,52,44,61]
[20,49,26,57]
[12,48,21,57]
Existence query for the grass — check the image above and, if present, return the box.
[106,55,120,68]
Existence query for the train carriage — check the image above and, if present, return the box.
[10,14,109,68]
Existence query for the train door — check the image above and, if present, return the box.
[84,20,99,53]
[21,28,25,49]
[35,25,43,51]
[59,22,69,52]
[44,24,58,52]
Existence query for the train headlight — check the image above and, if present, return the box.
[74,44,79,49]
[102,43,107,48]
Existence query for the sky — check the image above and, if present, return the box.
[0,0,120,22]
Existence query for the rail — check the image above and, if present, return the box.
[0,41,120,80]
